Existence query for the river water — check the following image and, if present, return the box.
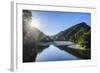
[36,44,79,62]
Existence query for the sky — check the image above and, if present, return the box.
[31,10,91,36]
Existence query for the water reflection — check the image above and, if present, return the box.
[36,45,79,62]
[23,42,49,62]
[23,42,80,62]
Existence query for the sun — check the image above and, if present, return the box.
[30,18,41,29]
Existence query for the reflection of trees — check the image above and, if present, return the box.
[23,42,49,62]
[56,45,91,59]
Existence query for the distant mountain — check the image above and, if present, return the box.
[53,22,90,43]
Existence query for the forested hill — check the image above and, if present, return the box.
[23,10,51,44]
[53,22,91,49]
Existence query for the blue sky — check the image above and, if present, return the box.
[32,10,91,36]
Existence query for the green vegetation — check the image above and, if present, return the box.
[53,22,91,49]
[78,30,91,49]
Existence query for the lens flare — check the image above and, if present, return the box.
[30,18,41,29]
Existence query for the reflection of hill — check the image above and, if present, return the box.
[56,45,90,59]
[23,41,49,62]
[52,22,91,59]
[23,26,52,62]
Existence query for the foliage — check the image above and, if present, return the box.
[53,22,91,49]
[78,30,91,49]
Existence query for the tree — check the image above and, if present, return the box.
[78,30,91,49]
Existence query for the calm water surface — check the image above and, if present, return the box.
[36,44,79,62]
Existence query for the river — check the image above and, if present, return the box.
[35,41,80,62]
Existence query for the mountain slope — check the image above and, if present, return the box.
[53,22,90,43]
[23,10,51,44]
